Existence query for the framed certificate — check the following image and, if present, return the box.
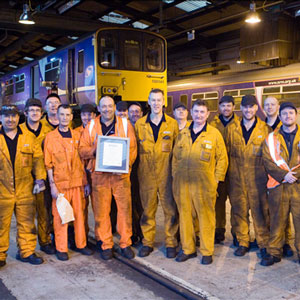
[95,135,130,173]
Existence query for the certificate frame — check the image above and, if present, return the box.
[95,135,130,173]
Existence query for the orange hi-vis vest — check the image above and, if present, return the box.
[266,131,300,189]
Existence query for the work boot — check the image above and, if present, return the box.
[234,246,249,257]
[16,253,44,265]
[260,248,267,258]
[283,244,294,257]
[121,246,135,259]
[0,260,6,268]
[175,250,197,262]
[250,239,258,249]
[232,234,239,247]
[138,246,153,257]
[40,244,56,255]
[56,251,69,261]
[201,256,213,265]
[215,231,225,244]
[101,248,113,260]
[96,240,103,252]
[77,247,94,256]
[166,247,177,258]
[260,253,281,266]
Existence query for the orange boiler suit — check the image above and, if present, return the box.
[44,128,87,252]
[79,116,137,250]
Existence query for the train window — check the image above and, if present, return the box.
[124,39,141,70]
[240,89,255,96]
[263,87,280,94]
[205,92,218,99]
[78,50,84,73]
[5,79,14,96]
[166,96,173,115]
[192,93,204,100]
[15,73,25,94]
[282,85,300,93]
[223,90,238,97]
[204,99,218,112]
[145,34,164,72]
[98,31,118,69]
[180,94,188,106]
[45,60,60,82]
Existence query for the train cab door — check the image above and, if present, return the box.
[31,64,40,99]
[67,48,76,104]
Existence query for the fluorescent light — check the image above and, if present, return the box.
[236,58,245,64]
[9,64,18,69]
[67,36,79,40]
[176,1,211,12]
[23,56,34,61]
[99,12,130,24]
[132,21,149,29]
[58,0,81,14]
[43,45,56,52]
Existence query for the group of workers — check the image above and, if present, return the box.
[0,88,299,269]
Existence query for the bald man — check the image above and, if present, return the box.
[79,96,137,260]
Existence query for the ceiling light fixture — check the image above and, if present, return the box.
[245,2,261,24]
[236,57,245,64]
[19,3,35,25]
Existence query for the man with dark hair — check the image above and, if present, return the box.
[41,93,61,130]
[0,105,46,267]
[135,88,179,258]
[172,99,228,265]
[226,95,271,257]
[210,95,239,244]
[173,102,189,131]
[116,102,128,118]
[44,104,93,261]
[128,102,144,245]
[261,102,300,266]
[19,98,55,255]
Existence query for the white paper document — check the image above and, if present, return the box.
[102,141,123,167]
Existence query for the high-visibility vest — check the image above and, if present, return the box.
[266,131,300,188]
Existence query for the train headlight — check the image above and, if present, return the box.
[101,86,118,95]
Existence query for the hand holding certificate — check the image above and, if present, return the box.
[95,136,130,173]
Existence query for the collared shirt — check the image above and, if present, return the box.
[26,121,42,137]
[101,117,116,136]
[1,126,22,173]
[46,115,59,129]
[189,121,207,143]
[219,114,234,128]
[241,117,257,145]
[265,116,281,131]
[279,126,298,159]
[146,113,166,143]
[58,128,72,138]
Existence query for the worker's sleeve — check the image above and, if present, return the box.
[43,134,53,171]
[262,139,288,182]
[128,122,137,168]
[79,124,95,160]
[214,131,228,182]
[32,138,47,180]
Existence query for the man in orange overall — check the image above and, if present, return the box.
[79,96,137,260]
[44,104,93,261]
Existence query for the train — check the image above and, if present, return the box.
[167,63,300,120]
[0,27,167,112]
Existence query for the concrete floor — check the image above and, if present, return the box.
[1,200,300,300]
